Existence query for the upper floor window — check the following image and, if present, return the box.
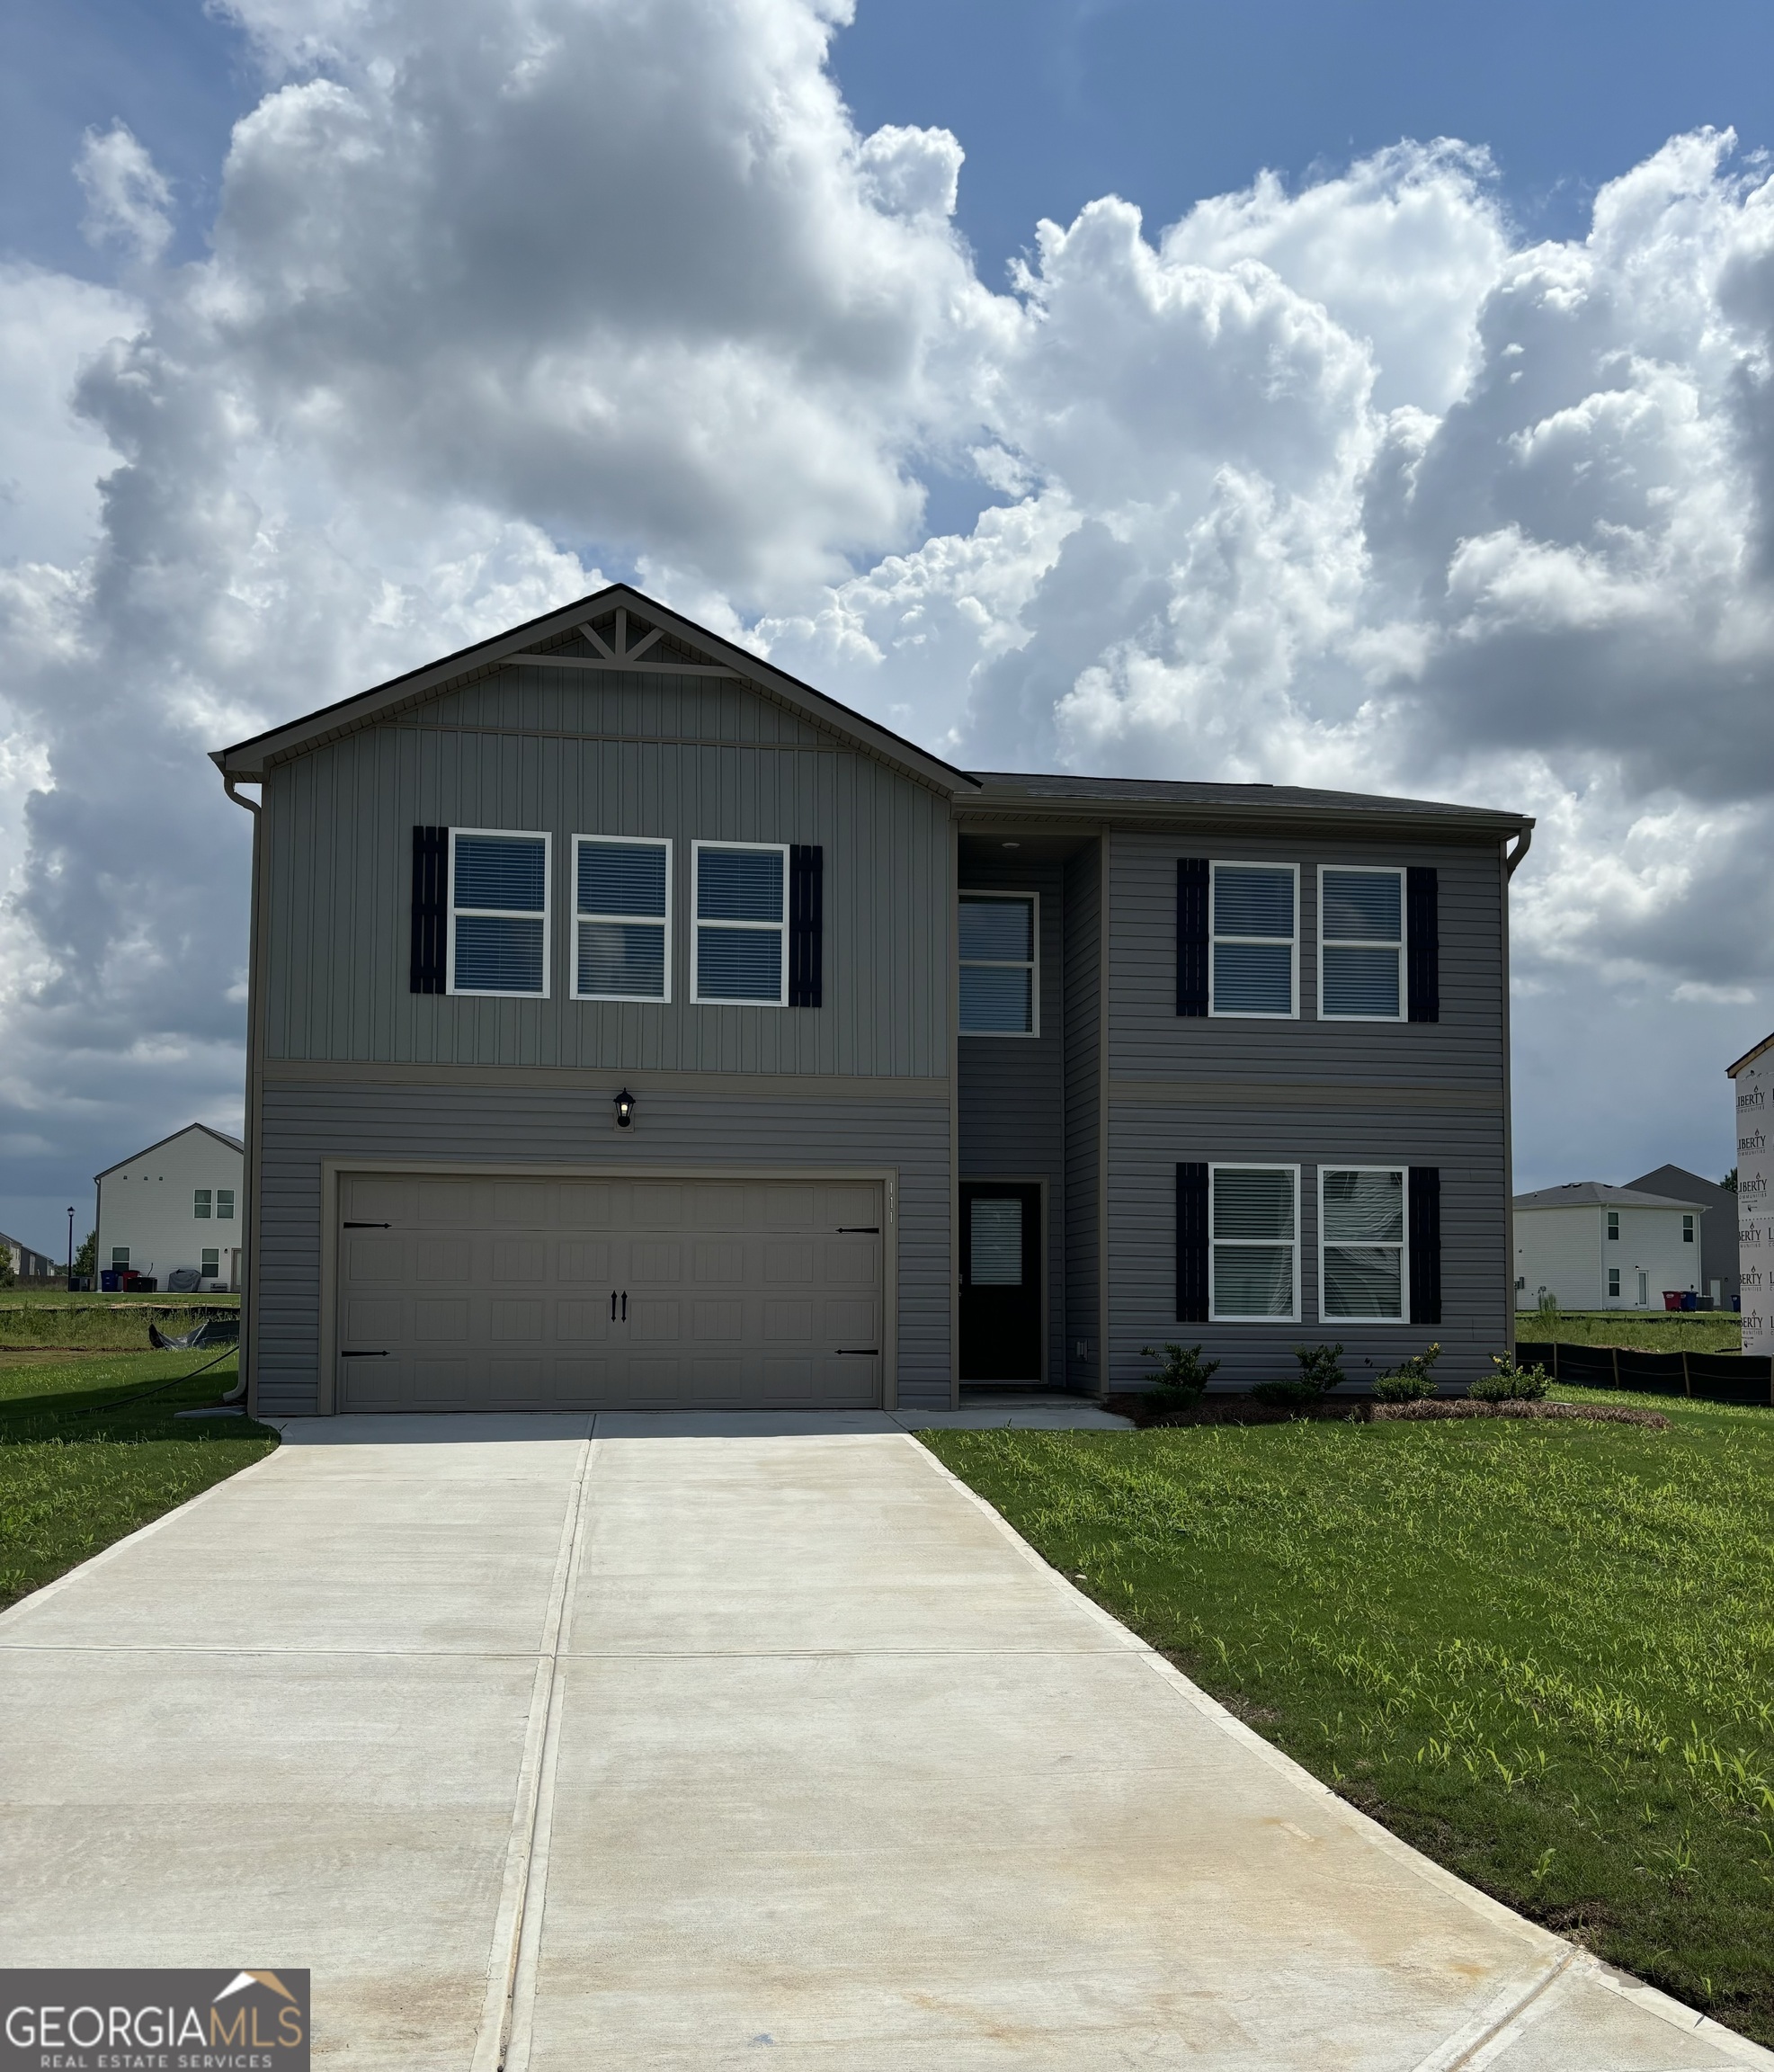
[959,893,1038,1035]
[1607,1210,1620,1240]
[1209,1165,1298,1319]
[1682,1213,1696,1243]
[1320,1168,1405,1321]
[194,1189,211,1219]
[575,837,671,1001]
[218,1189,235,1219]
[693,843,787,1004]
[450,830,550,996]
[1211,865,1297,1017]
[1320,867,1404,1020]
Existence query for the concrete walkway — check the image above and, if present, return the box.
[0,1412,1766,2070]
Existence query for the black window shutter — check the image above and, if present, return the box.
[789,844,824,1007]
[1177,859,1209,1016]
[1409,1167,1442,1325]
[410,826,448,994]
[1407,867,1440,1023]
[1176,1162,1209,1321]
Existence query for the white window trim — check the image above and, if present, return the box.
[193,1190,212,1219]
[1208,1162,1300,1323]
[447,827,552,998]
[217,1191,235,1220]
[1208,862,1299,1020]
[958,889,1040,1039]
[691,839,789,1006]
[1317,1164,1410,1325]
[1316,864,1406,1023]
[1607,1265,1621,1299]
[571,834,673,1003]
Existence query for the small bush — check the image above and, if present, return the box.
[1251,1379,1320,1413]
[1140,1342,1220,1408]
[1536,1290,1559,1323]
[1470,1355,1551,1403]
[1293,1342,1346,1394]
[1373,1340,1443,1403]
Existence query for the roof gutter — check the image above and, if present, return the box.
[1505,826,1533,877]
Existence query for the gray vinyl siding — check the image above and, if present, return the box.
[254,1081,953,1416]
[1103,825,1510,1390]
[1106,1101,1507,1388]
[958,861,1065,1382]
[1062,845,1101,1389]
[261,664,952,1079]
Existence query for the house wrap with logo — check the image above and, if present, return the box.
[1729,1033,1774,1355]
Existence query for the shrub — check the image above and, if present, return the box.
[1293,1342,1346,1394]
[1373,1341,1443,1403]
[1470,1355,1551,1403]
[1140,1342,1220,1409]
[1252,1380,1319,1413]
[1536,1289,1560,1324]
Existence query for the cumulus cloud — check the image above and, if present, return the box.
[2,0,1772,1234]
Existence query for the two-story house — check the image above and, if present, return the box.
[212,585,1532,1417]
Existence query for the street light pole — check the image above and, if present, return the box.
[66,1206,74,1291]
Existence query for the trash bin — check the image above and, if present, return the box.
[1680,1291,1698,1310]
[100,1270,120,1292]
[1663,1291,1682,1310]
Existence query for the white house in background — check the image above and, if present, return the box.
[1513,1181,1706,1312]
[95,1124,245,1291]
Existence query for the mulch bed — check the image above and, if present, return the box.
[1106,1392,1671,1432]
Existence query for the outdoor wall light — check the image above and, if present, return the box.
[613,1087,637,1130]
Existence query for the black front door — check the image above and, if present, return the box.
[959,1183,1043,1381]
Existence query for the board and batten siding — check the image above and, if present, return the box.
[957,859,1066,1383]
[254,1077,954,1416]
[1103,826,1509,1389]
[261,664,952,1079]
[1062,844,1102,1390]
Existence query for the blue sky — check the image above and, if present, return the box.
[3,0,1774,1250]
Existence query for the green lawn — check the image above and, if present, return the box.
[0,1290,239,1350]
[0,1347,276,1609]
[1520,1309,1742,1353]
[924,1389,1774,2049]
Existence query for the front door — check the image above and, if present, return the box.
[959,1183,1042,1382]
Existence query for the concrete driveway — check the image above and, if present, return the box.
[1,1410,1767,2070]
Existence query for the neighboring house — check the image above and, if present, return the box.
[1728,1031,1774,1355]
[0,1232,58,1280]
[95,1125,245,1290]
[211,583,1533,1418]
[1513,1182,1705,1311]
[1627,1163,1739,1307]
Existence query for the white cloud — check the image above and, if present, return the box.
[2,0,1773,1230]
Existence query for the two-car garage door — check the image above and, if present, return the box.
[336,1172,885,1412]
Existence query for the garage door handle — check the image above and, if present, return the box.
[341,1350,388,1357]
[343,1221,391,1228]
[835,1348,879,1355]
[837,1227,879,1234]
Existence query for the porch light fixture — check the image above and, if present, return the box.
[613,1087,637,1130]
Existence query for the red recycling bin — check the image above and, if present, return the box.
[1663,1291,1683,1310]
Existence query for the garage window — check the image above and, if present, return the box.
[693,843,787,1004]
[450,830,550,996]
[575,836,670,1000]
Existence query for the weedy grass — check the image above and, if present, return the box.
[0,1291,239,1350]
[0,1347,276,1608]
[923,1388,1774,2047]
[1526,1310,1741,1353]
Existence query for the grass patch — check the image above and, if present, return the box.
[1520,1309,1741,1353]
[0,1292,238,1351]
[0,1347,276,1609]
[924,1391,1774,2047]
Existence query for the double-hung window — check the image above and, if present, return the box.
[1210,865,1297,1016]
[959,893,1038,1035]
[450,830,550,996]
[1320,867,1404,1019]
[193,1190,211,1219]
[575,836,671,1000]
[1682,1213,1696,1244]
[1320,1167,1406,1321]
[218,1188,235,1219]
[201,1247,220,1279]
[1209,1166,1298,1319]
[693,843,787,1004]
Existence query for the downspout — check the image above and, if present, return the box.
[220,772,263,1409]
[1501,821,1533,1365]
[1505,826,1533,878]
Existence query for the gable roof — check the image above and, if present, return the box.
[963,771,1529,838]
[1627,1164,1738,1212]
[1728,1030,1774,1077]
[211,583,980,799]
[94,1122,246,1185]
[1512,1181,1708,1211]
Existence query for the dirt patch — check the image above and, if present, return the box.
[1106,1392,1670,1432]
